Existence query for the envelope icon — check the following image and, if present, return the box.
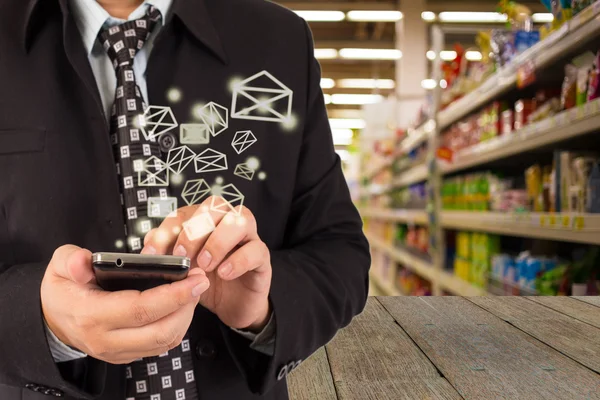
[234,163,255,181]
[139,106,178,141]
[196,102,228,137]
[194,148,228,173]
[210,183,244,215]
[147,197,178,218]
[231,130,257,154]
[181,178,211,206]
[231,70,293,123]
[138,155,169,186]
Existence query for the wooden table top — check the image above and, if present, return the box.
[287,296,600,400]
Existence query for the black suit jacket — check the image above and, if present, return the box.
[0,0,370,399]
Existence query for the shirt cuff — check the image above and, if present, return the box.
[44,320,88,362]
[231,311,276,356]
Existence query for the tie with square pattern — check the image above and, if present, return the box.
[99,8,198,400]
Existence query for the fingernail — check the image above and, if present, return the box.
[173,245,187,257]
[192,280,209,297]
[219,263,232,278]
[197,250,212,270]
[141,246,156,255]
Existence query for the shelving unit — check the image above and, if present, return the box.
[361,2,600,297]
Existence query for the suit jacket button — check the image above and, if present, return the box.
[159,132,177,152]
[195,339,217,359]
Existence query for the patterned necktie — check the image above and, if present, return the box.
[99,8,198,400]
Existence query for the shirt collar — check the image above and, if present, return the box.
[67,0,173,55]
[21,0,228,64]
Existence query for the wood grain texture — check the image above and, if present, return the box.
[572,296,600,307]
[469,297,600,374]
[380,296,600,400]
[326,298,461,400]
[527,296,600,329]
[287,347,337,400]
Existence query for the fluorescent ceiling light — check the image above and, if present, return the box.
[331,94,383,105]
[346,10,402,22]
[421,11,436,21]
[336,149,351,161]
[337,79,395,89]
[440,51,457,61]
[421,79,437,90]
[330,118,366,129]
[465,51,483,61]
[426,50,437,60]
[332,129,354,145]
[438,12,507,23]
[295,10,345,21]
[532,13,554,23]
[323,94,332,104]
[321,78,335,89]
[314,48,338,59]
[339,48,402,60]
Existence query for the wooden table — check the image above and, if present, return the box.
[288,296,600,400]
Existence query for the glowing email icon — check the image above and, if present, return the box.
[181,178,211,206]
[147,197,178,218]
[231,70,293,123]
[233,163,255,181]
[196,102,228,137]
[167,146,196,175]
[210,183,244,215]
[231,130,257,154]
[139,106,178,141]
[194,148,228,173]
[183,212,215,241]
[138,156,169,186]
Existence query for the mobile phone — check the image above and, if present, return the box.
[92,252,191,291]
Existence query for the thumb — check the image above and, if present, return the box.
[50,245,95,285]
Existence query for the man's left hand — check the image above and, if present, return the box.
[141,199,272,333]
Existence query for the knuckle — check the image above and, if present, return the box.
[131,303,158,325]
[155,327,178,348]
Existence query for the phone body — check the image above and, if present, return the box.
[92,252,191,291]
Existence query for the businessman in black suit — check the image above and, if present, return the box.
[0,0,370,399]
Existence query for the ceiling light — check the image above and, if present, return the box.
[465,51,483,61]
[440,51,457,61]
[339,48,402,60]
[438,12,507,23]
[426,50,437,60]
[440,79,448,89]
[421,11,436,21]
[346,10,403,22]
[337,79,395,89]
[532,13,554,23]
[421,79,437,90]
[331,94,383,105]
[321,78,335,89]
[294,10,345,22]
[332,129,354,145]
[330,118,366,129]
[323,94,332,104]
[314,48,338,59]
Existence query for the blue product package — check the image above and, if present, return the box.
[517,257,529,288]
[526,258,543,290]
[515,31,530,54]
[528,31,540,47]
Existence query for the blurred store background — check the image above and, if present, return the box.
[276,0,600,297]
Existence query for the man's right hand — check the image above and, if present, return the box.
[40,245,210,364]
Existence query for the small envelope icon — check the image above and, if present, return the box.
[196,102,228,137]
[234,163,255,181]
[210,184,244,215]
[140,106,178,141]
[138,156,169,186]
[231,130,257,154]
[181,178,211,206]
[194,148,228,173]
[231,70,293,123]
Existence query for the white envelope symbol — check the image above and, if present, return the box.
[210,184,244,215]
[196,102,228,137]
[193,148,228,173]
[231,70,293,123]
[140,106,178,141]
[147,197,178,218]
[138,156,169,186]
[231,130,257,154]
[167,146,196,175]
[181,178,211,206]
[233,163,255,181]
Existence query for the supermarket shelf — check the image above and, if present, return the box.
[363,157,394,181]
[368,234,436,281]
[401,120,434,154]
[368,234,488,296]
[438,2,600,129]
[392,163,428,188]
[442,98,600,175]
[441,211,600,245]
[369,273,403,296]
[361,207,429,225]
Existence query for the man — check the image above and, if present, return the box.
[0,0,370,399]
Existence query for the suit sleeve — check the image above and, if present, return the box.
[219,18,371,394]
[0,262,106,399]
